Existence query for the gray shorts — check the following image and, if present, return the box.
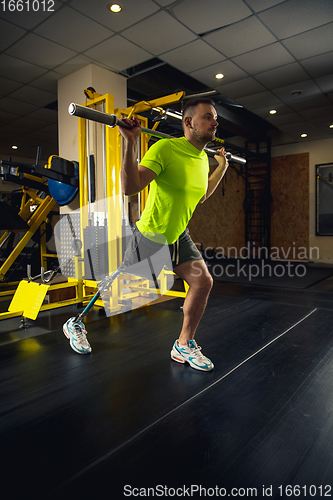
[119,225,202,280]
[168,227,203,268]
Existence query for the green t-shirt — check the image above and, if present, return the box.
[136,137,209,244]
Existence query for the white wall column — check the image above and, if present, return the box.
[57,63,126,212]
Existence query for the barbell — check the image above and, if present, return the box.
[68,103,246,165]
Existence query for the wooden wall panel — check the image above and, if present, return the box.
[188,153,309,260]
[270,153,309,260]
[188,166,246,255]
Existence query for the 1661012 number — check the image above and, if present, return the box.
[1,0,55,11]
[278,485,332,497]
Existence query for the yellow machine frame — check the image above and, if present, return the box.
[1,91,189,322]
[75,92,189,315]
[0,187,57,286]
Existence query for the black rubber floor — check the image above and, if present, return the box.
[209,259,333,289]
[1,272,333,499]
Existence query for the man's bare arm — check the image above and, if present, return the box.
[201,148,229,203]
[118,117,157,195]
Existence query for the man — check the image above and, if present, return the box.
[64,99,228,371]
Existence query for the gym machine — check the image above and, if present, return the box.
[1,90,247,325]
[0,92,190,323]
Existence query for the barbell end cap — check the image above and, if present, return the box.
[68,103,76,115]
[226,153,247,165]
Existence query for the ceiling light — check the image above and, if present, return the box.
[330,124,333,128]
[301,133,307,138]
[11,145,18,149]
[291,90,302,96]
[109,3,122,12]
[269,110,277,115]
[215,73,224,80]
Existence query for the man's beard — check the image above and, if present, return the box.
[193,128,216,145]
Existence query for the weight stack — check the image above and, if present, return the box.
[84,225,109,281]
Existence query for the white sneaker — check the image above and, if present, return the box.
[171,339,214,371]
[63,317,92,354]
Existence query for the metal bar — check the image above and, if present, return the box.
[182,90,218,100]
[69,103,172,138]
[225,152,246,165]
[0,232,11,249]
[69,103,118,127]
[124,91,185,115]
[86,119,92,224]
[137,123,141,217]
[0,310,24,320]
[69,103,246,164]
[102,102,107,218]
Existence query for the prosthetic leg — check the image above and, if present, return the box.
[74,269,121,323]
[63,268,122,354]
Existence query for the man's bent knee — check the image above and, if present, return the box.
[189,261,213,291]
[203,272,214,292]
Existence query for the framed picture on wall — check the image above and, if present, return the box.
[316,162,333,235]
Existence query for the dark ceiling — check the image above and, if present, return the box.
[0,0,332,162]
